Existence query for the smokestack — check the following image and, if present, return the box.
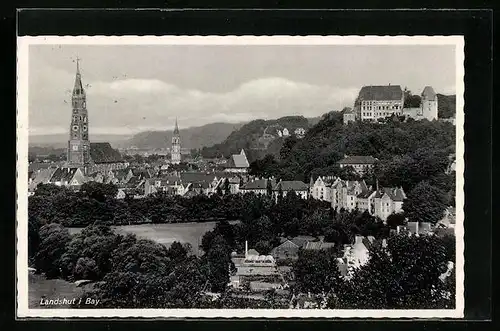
[245,240,248,258]
[376,178,379,192]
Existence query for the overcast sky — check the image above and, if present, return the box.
[28,44,456,135]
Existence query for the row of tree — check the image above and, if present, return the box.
[293,233,456,309]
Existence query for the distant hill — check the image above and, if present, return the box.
[437,94,456,119]
[200,115,312,162]
[29,134,132,149]
[126,122,245,150]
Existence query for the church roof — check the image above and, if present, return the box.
[226,149,249,168]
[421,86,437,101]
[358,85,403,101]
[173,118,179,135]
[72,59,85,97]
[49,167,79,183]
[90,143,124,164]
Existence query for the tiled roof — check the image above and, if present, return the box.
[90,143,123,164]
[275,180,309,192]
[290,236,316,248]
[32,168,57,185]
[242,179,274,190]
[113,169,130,180]
[28,162,57,172]
[226,150,249,168]
[49,167,79,183]
[338,155,378,165]
[357,189,375,199]
[358,85,403,101]
[374,187,406,201]
[303,241,335,250]
[421,86,437,101]
[180,172,216,184]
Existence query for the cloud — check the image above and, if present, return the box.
[29,65,359,135]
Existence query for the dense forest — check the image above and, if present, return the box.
[200,116,311,162]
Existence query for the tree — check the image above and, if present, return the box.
[80,182,118,202]
[166,241,190,262]
[403,181,448,224]
[34,223,71,278]
[35,183,70,197]
[333,234,454,309]
[254,240,273,255]
[206,234,231,293]
[266,179,273,196]
[386,213,406,229]
[293,248,343,294]
[222,178,230,195]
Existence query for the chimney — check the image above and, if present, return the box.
[355,235,363,245]
[376,179,379,192]
[245,240,248,258]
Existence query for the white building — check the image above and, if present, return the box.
[402,86,439,121]
[337,155,378,175]
[310,176,340,202]
[356,85,404,121]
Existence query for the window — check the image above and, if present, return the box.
[83,125,88,132]
[72,145,78,151]
[72,125,79,131]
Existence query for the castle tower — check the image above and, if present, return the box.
[171,118,181,164]
[421,86,438,120]
[67,58,91,173]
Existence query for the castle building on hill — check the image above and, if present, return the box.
[402,86,439,121]
[171,118,181,164]
[356,85,405,121]
[344,84,439,124]
[65,60,128,175]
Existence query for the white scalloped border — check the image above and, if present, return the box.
[16,35,465,319]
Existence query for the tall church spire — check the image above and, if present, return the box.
[174,117,179,135]
[171,118,181,164]
[67,58,90,172]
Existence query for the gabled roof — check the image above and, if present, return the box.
[90,143,123,164]
[274,239,300,250]
[49,167,79,183]
[358,85,403,101]
[180,172,217,184]
[303,241,335,250]
[290,236,316,248]
[421,86,437,101]
[357,189,375,199]
[274,180,309,192]
[226,149,249,168]
[338,155,378,165]
[374,187,406,201]
[113,168,131,180]
[241,179,275,190]
[247,249,259,256]
[32,168,58,185]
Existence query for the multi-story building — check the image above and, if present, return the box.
[337,155,378,175]
[356,85,404,121]
[372,187,406,221]
[273,180,309,200]
[309,176,340,202]
[331,180,370,211]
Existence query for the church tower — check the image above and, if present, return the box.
[171,118,181,164]
[421,86,438,121]
[67,59,91,173]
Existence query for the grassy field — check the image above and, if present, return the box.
[29,273,83,308]
[68,221,239,256]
